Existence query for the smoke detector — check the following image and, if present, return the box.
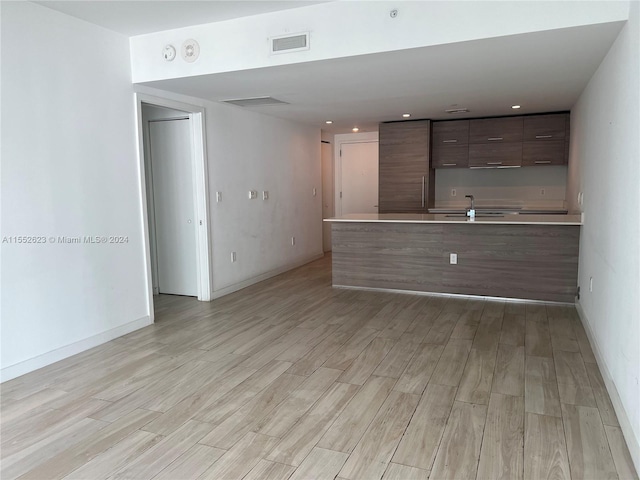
[162,45,176,62]
[182,39,200,63]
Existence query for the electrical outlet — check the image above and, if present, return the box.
[249,190,258,199]
[291,237,296,246]
[216,191,222,202]
[263,191,269,200]
[451,188,457,197]
[450,253,457,265]
[231,251,237,262]
[540,188,546,196]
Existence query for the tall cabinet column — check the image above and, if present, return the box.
[378,120,433,213]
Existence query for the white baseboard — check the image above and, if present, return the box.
[0,315,152,383]
[212,253,325,299]
[575,301,640,473]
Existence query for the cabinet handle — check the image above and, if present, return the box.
[442,139,458,143]
[534,160,552,164]
[535,135,553,139]
[442,163,457,166]
[421,176,426,208]
[487,162,503,165]
[487,137,503,141]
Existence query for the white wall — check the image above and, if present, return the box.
[435,166,568,210]
[0,3,150,381]
[129,1,629,83]
[137,86,322,296]
[207,99,322,293]
[571,1,640,469]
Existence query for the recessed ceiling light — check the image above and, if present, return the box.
[402,113,411,118]
[352,127,359,132]
[511,105,521,109]
[325,120,333,124]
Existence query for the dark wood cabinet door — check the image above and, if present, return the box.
[523,113,567,141]
[379,120,431,213]
[522,113,569,165]
[522,140,566,166]
[468,143,523,167]
[432,145,469,168]
[432,120,469,145]
[469,117,523,143]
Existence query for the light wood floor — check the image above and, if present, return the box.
[1,255,638,480]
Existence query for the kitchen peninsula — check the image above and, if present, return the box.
[326,213,581,303]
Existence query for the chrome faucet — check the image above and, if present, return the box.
[465,195,475,218]
[465,194,475,210]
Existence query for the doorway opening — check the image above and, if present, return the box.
[135,93,212,321]
[334,132,380,217]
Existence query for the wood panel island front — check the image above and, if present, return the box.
[326,214,582,303]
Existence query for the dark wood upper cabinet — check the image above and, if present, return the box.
[432,120,469,145]
[523,113,567,141]
[432,144,470,168]
[522,113,569,165]
[469,143,523,168]
[469,117,523,143]
[522,140,566,166]
[379,120,433,213]
[431,113,570,168]
[431,120,470,168]
[468,116,523,167]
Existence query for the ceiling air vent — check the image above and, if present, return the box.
[222,96,289,107]
[445,107,470,114]
[270,32,310,54]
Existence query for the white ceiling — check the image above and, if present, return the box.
[140,21,624,134]
[34,1,328,36]
[35,1,625,135]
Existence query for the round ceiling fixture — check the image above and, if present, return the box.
[162,45,176,62]
[182,39,200,63]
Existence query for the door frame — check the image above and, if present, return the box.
[135,93,212,316]
[320,140,334,252]
[334,132,379,216]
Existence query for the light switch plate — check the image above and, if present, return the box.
[263,191,269,200]
[249,190,257,199]
[450,253,458,265]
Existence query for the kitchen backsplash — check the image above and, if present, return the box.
[434,165,567,209]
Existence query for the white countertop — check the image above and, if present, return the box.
[325,213,583,226]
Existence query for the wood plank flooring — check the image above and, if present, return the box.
[1,255,637,480]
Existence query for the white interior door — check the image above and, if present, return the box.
[321,142,334,252]
[341,141,379,215]
[149,119,198,296]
